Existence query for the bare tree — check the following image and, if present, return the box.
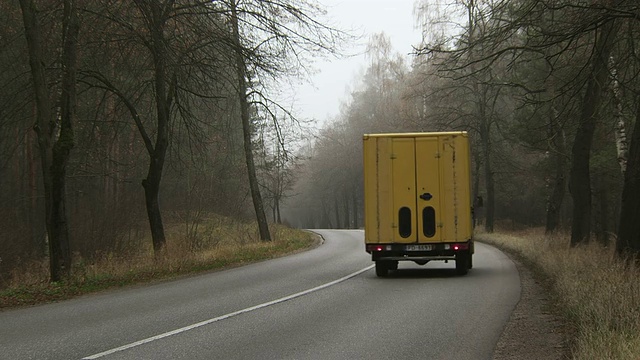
[80,0,239,254]
[229,0,270,240]
[19,0,79,281]
[414,0,512,233]
[568,15,621,246]
[134,0,176,253]
[219,0,344,239]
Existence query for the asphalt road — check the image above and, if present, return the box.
[0,230,520,360]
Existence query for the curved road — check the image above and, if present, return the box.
[0,230,520,360]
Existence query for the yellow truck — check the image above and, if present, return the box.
[363,132,474,277]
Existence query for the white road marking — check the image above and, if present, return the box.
[82,264,374,359]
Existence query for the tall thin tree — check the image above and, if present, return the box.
[229,0,271,241]
[19,0,78,281]
[569,17,620,246]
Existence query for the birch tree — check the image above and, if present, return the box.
[608,56,629,175]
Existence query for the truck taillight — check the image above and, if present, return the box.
[453,243,469,251]
[445,243,469,251]
[367,245,391,252]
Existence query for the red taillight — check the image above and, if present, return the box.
[452,243,469,251]
[367,245,391,252]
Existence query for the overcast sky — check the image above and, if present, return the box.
[284,0,422,127]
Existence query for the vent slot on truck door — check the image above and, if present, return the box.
[422,206,436,237]
[398,207,412,238]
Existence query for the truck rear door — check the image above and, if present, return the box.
[390,136,443,244]
[392,136,452,243]
[415,136,443,243]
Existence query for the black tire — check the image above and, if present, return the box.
[455,251,470,275]
[468,253,473,269]
[389,261,399,271]
[375,261,389,277]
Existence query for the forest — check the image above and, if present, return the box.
[285,0,640,258]
[0,0,341,283]
[1,0,639,284]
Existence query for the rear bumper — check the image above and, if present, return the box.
[366,241,472,262]
[374,254,457,261]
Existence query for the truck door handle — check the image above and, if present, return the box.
[419,193,433,201]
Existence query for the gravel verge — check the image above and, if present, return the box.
[492,256,569,360]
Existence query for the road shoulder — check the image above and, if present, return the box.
[492,256,568,360]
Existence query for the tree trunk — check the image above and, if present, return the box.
[545,114,567,234]
[472,152,482,228]
[483,143,495,233]
[569,19,620,246]
[274,152,282,224]
[591,173,610,245]
[230,0,271,241]
[616,98,640,258]
[545,154,567,234]
[465,0,496,233]
[608,56,628,175]
[19,0,77,282]
[142,165,166,253]
[50,0,79,277]
[137,0,172,254]
[480,112,494,233]
[472,151,481,200]
[26,120,46,255]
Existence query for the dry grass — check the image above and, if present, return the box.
[479,229,640,360]
[0,216,316,309]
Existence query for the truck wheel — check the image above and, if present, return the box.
[375,261,389,277]
[468,254,473,269]
[455,252,470,275]
[389,261,398,270]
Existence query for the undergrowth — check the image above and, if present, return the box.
[479,229,640,360]
[0,217,316,309]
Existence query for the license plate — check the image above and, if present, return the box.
[405,244,433,251]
